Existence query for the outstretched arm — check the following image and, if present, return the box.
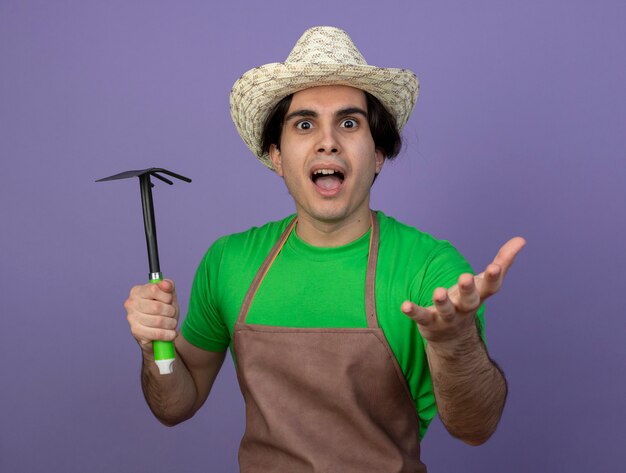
[401,237,525,445]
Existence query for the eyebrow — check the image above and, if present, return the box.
[336,107,368,119]
[284,107,368,123]
[284,109,317,122]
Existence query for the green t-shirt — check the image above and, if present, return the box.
[181,211,484,438]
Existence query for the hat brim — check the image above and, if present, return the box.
[230,62,419,170]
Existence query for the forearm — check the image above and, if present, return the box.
[426,325,507,445]
[141,349,198,426]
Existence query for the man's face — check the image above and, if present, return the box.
[269,85,384,228]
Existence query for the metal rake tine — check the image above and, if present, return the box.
[151,172,174,185]
[153,168,192,183]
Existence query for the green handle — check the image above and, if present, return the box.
[153,340,176,360]
[150,275,175,374]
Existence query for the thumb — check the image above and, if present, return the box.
[492,236,526,276]
[157,279,176,293]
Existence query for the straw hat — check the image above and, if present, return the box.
[230,26,419,170]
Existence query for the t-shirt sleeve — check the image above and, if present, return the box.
[180,236,231,352]
[409,241,487,438]
[415,241,486,342]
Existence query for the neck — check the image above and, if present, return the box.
[295,209,373,247]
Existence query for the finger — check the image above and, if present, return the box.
[127,311,178,345]
[477,263,503,298]
[136,312,179,331]
[135,326,178,344]
[130,282,174,304]
[473,237,525,300]
[455,274,481,313]
[432,287,456,319]
[401,301,436,326]
[158,279,176,294]
[160,279,178,305]
[135,298,177,318]
[491,237,526,276]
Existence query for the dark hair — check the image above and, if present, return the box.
[260,91,402,159]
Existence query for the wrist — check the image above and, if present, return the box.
[140,343,156,362]
[427,322,482,360]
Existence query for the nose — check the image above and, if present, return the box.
[316,124,340,155]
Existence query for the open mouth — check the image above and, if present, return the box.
[311,168,345,192]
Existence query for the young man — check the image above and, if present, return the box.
[125,27,525,472]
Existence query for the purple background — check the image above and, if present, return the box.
[1,1,624,471]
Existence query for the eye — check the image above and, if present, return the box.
[295,120,312,130]
[340,118,358,129]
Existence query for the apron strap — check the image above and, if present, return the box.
[237,211,380,327]
[365,210,380,329]
[237,217,297,324]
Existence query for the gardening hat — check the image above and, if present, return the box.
[230,26,419,170]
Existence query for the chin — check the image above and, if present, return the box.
[309,204,357,224]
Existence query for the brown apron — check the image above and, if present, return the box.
[233,212,427,473]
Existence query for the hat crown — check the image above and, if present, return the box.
[285,26,368,66]
[230,26,419,170]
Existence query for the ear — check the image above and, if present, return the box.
[374,149,385,175]
[269,144,283,176]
